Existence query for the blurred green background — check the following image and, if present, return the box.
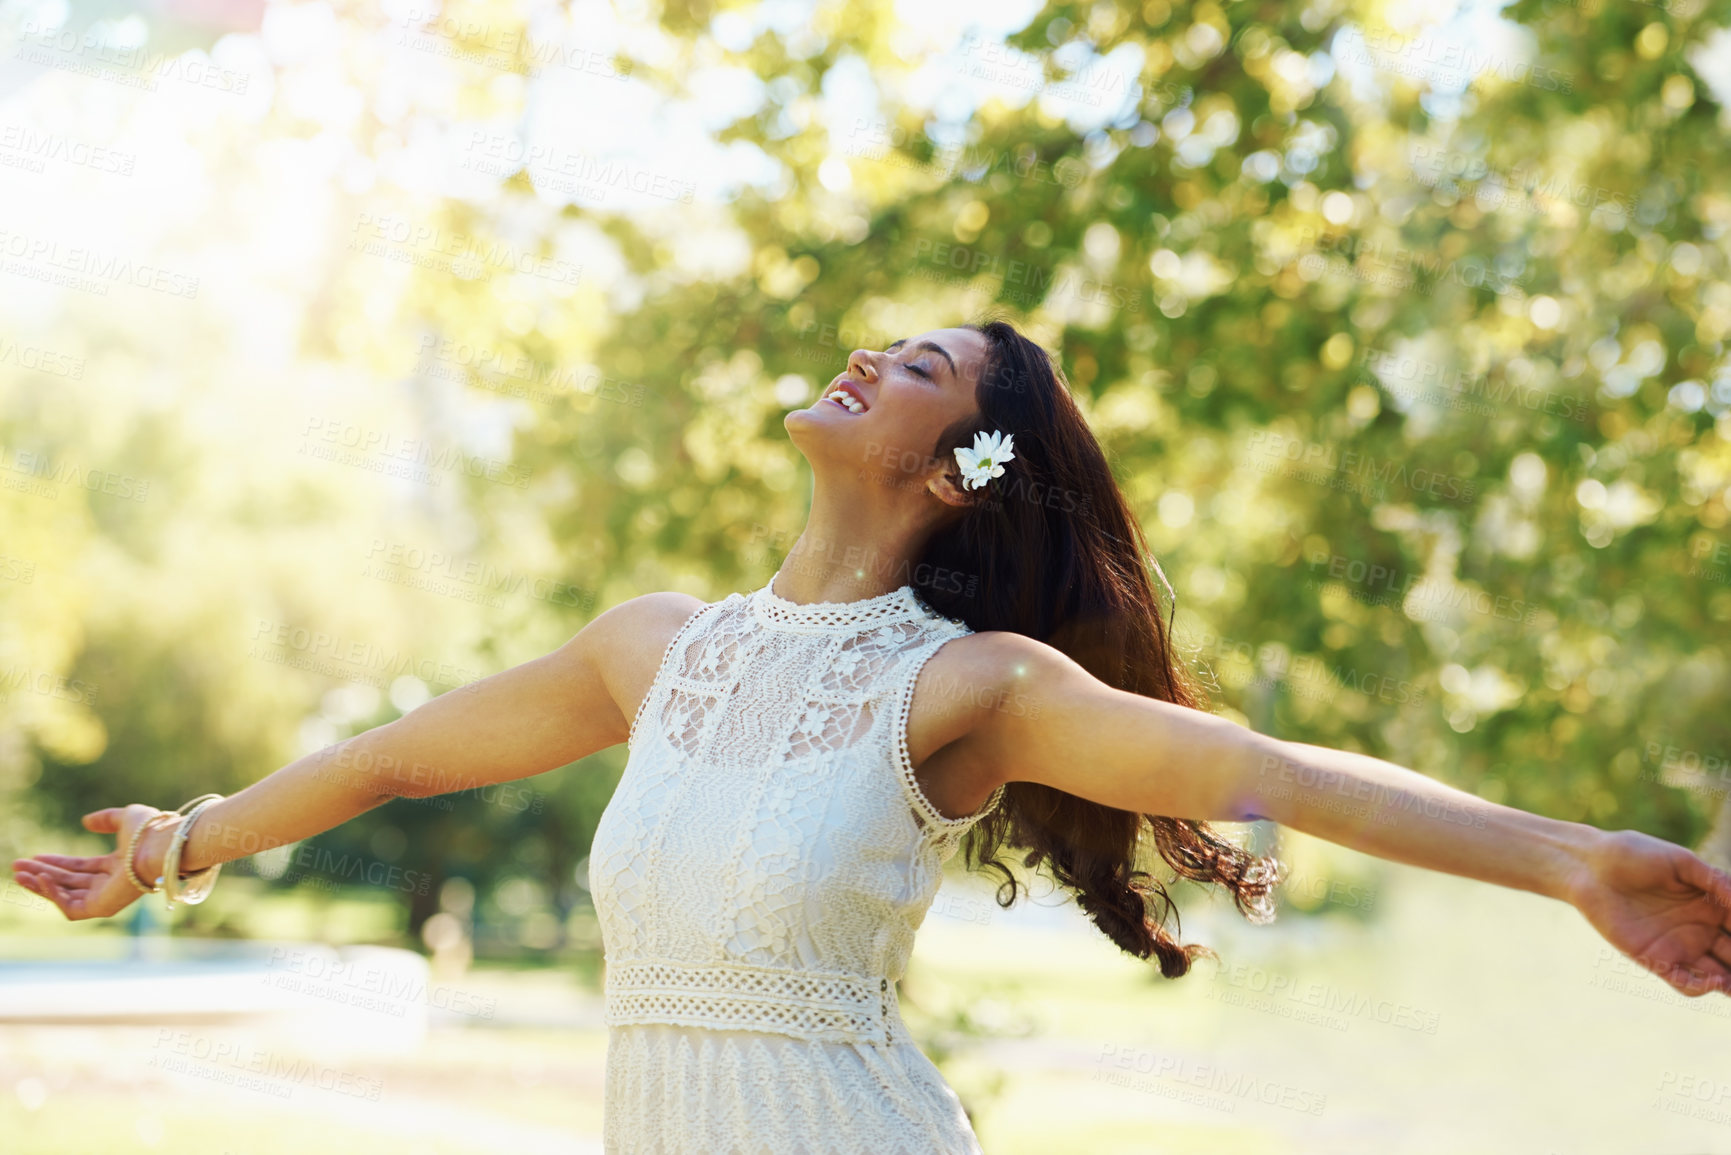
[4,0,1731,1148]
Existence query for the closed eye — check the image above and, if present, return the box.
[909,362,933,380]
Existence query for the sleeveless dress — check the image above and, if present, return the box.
[588,572,1008,1154]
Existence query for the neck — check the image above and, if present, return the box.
[773,474,944,604]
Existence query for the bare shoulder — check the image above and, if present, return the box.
[588,592,709,692]
[902,629,1089,816]
[583,592,709,729]
[918,629,1083,698]
[588,590,710,651]
[905,628,1078,765]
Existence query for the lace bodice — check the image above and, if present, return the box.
[588,573,1007,1049]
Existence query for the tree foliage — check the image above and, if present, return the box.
[7,0,1731,947]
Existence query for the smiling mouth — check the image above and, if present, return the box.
[822,384,868,413]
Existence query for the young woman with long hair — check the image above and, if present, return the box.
[14,320,1731,1153]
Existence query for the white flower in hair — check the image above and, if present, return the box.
[954,430,1017,491]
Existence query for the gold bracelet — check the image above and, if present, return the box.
[161,794,224,909]
[123,813,177,896]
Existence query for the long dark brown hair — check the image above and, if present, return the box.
[911,318,1285,977]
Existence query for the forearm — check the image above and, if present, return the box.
[136,732,399,881]
[1243,736,1604,904]
[131,636,618,882]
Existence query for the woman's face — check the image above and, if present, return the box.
[784,326,991,499]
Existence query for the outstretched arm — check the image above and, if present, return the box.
[12,591,704,921]
[936,631,1731,998]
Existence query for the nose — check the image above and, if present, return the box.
[846,349,880,384]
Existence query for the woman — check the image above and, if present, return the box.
[13,320,1731,1153]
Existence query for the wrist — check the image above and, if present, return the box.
[135,815,184,887]
[1551,820,1611,907]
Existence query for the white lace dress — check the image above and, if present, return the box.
[588,574,1007,1154]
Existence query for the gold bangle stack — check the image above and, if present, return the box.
[159,793,225,910]
[121,793,228,908]
[123,813,177,895]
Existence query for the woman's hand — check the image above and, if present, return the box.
[1568,828,1731,997]
[10,805,174,921]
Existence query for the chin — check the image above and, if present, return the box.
[785,410,873,470]
[783,409,830,458]
[784,406,845,442]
